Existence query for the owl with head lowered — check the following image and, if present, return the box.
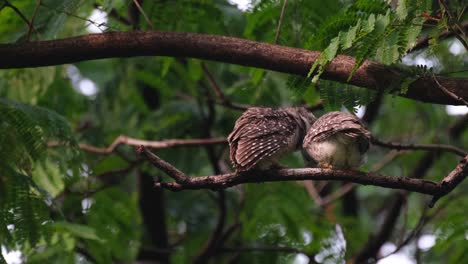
[228,107,316,172]
[302,111,371,170]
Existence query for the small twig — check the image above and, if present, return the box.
[3,0,41,39]
[201,62,251,111]
[92,4,131,26]
[131,0,154,30]
[376,193,459,261]
[352,192,408,263]
[369,150,405,173]
[221,245,309,255]
[219,185,245,243]
[26,0,42,41]
[48,135,227,154]
[52,135,464,158]
[136,146,190,184]
[409,22,468,53]
[193,191,227,263]
[438,0,468,50]
[302,181,324,205]
[202,62,227,104]
[421,12,440,22]
[315,181,330,194]
[274,0,289,44]
[449,113,468,138]
[376,206,429,261]
[40,2,120,32]
[220,223,241,244]
[433,74,468,106]
[320,183,356,206]
[371,137,466,157]
[430,155,468,207]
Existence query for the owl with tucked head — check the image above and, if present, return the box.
[302,111,371,170]
[228,107,316,172]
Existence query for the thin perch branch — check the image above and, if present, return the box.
[55,135,464,157]
[48,135,227,154]
[135,147,467,201]
[371,137,466,157]
[137,147,467,207]
[137,146,188,184]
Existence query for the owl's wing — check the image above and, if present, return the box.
[304,112,371,148]
[228,108,296,171]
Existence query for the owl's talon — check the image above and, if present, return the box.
[319,162,334,170]
[269,161,286,170]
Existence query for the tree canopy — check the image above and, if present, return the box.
[0,0,467,263]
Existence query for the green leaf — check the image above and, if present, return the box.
[52,222,102,241]
[33,160,65,198]
[396,0,408,20]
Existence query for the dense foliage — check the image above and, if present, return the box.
[0,0,467,263]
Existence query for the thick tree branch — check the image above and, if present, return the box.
[134,146,468,202]
[0,31,466,105]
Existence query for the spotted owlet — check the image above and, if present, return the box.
[228,107,316,172]
[302,111,371,170]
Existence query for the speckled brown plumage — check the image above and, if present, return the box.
[228,107,316,172]
[303,111,371,169]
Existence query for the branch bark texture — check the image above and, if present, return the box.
[136,146,468,204]
[0,31,467,105]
